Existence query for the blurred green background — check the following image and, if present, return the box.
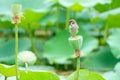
[0,0,120,80]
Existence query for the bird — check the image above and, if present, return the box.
[69,19,79,37]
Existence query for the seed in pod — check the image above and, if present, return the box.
[18,51,37,66]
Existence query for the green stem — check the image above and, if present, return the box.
[76,56,80,80]
[56,2,59,33]
[5,76,7,80]
[74,12,77,19]
[66,8,70,29]
[15,24,19,80]
[25,62,28,73]
[27,23,36,52]
[104,22,108,40]
[27,23,40,63]
[64,63,68,70]
[103,4,111,44]
[29,30,36,52]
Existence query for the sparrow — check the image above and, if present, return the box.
[69,19,79,37]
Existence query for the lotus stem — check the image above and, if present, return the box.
[15,24,19,80]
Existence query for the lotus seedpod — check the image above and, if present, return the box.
[68,36,83,50]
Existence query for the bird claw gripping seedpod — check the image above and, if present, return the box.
[11,4,22,24]
[68,19,83,57]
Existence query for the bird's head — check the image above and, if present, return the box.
[69,19,76,25]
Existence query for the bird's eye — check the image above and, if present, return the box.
[71,21,74,24]
[69,20,75,24]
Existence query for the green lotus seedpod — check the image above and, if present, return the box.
[18,51,37,66]
[68,36,83,50]
[11,4,22,15]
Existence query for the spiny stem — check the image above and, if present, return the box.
[56,1,59,33]
[66,8,70,29]
[5,76,7,80]
[27,23,37,52]
[103,4,111,44]
[15,24,19,80]
[27,23,40,64]
[104,21,108,40]
[76,55,80,80]
[73,12,77,19]
[64,63,68,70]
